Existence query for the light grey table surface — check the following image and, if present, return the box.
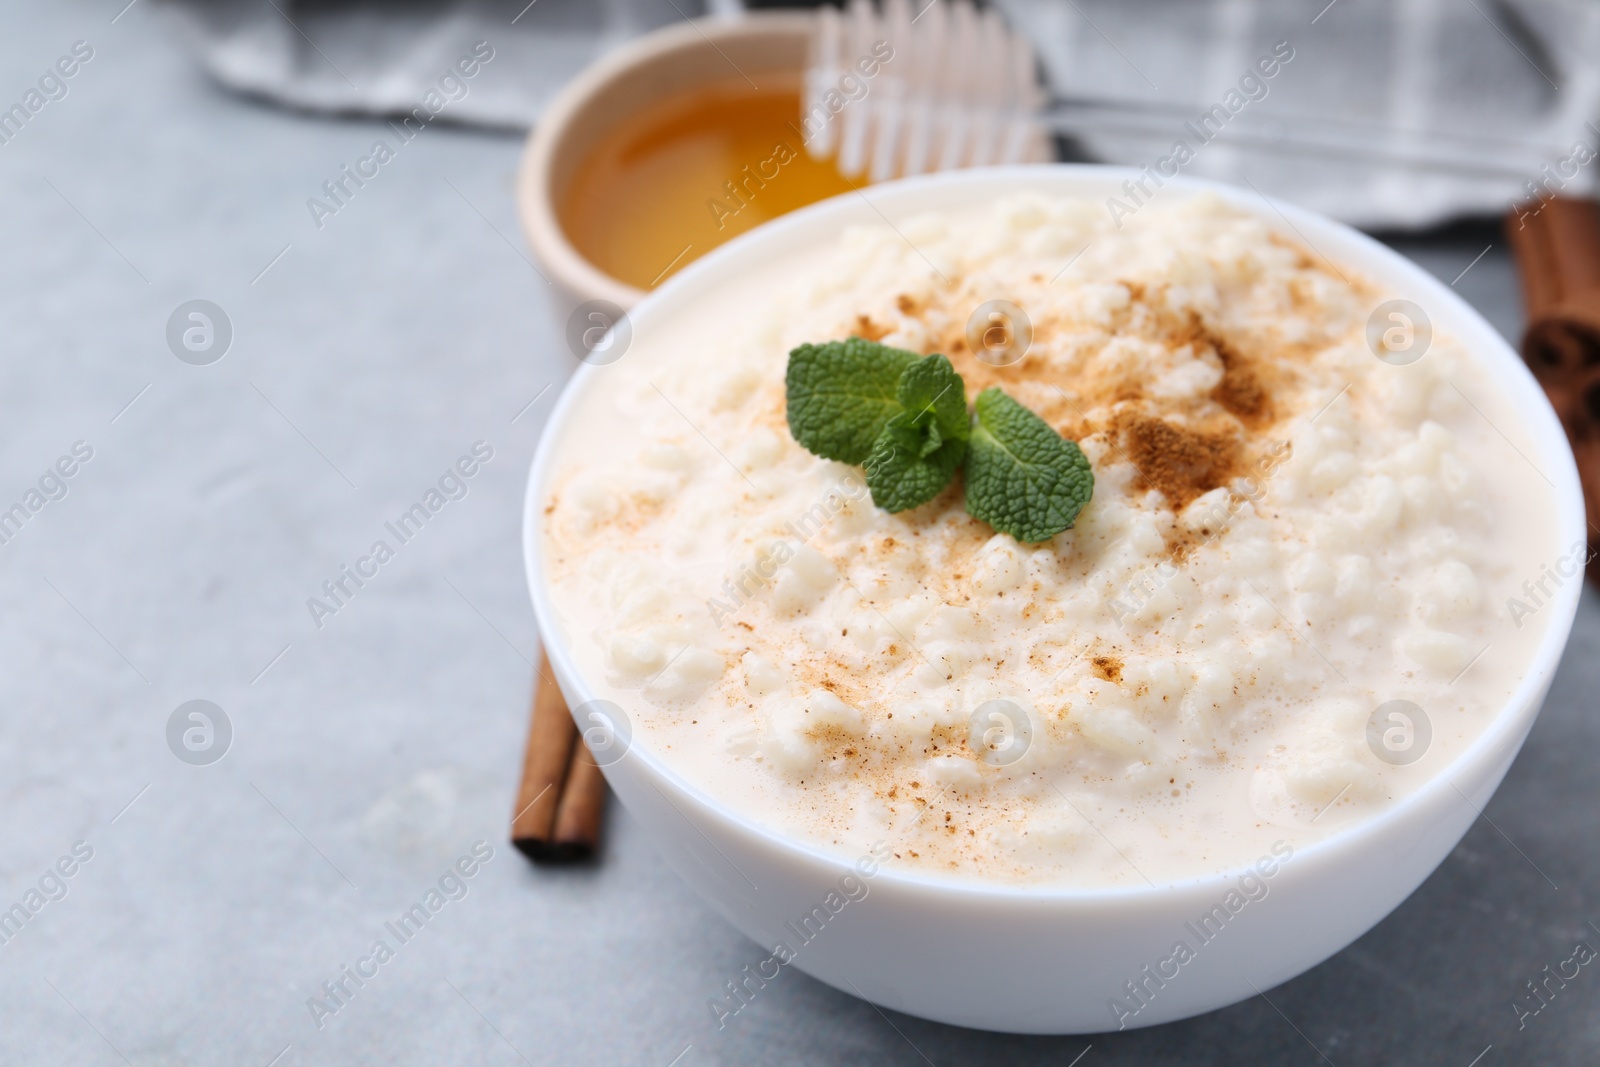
[0,3,1595,1065]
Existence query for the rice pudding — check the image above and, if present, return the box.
[539,192,1561,887]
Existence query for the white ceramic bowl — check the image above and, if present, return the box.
[523,165,1584,1034]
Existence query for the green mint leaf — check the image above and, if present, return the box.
[965,387,1094,542]
[896,353,970,449]
[865,410,967,513]
[786,338,920,464]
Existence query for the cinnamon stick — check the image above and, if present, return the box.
[1505,196,1600,586]
[511,654,607,862]
[549,744,608,858]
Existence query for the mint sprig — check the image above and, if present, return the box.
[784,338,1094,542]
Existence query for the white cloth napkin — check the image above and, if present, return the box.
[1002,0,1600,229]
[151,0,711,128]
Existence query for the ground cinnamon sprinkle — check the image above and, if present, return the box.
[1115,411,1240,510]
[855,313,890,341]
[1209,338,1273,427]
[1091,654,1123,683]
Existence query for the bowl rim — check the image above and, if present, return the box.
[515,11,816,310]
[523,162,1586,902]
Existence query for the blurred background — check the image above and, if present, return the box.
[0,0,1596,1063]
[154,0,1598,227]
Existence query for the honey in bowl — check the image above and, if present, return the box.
[558,76,856,291]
